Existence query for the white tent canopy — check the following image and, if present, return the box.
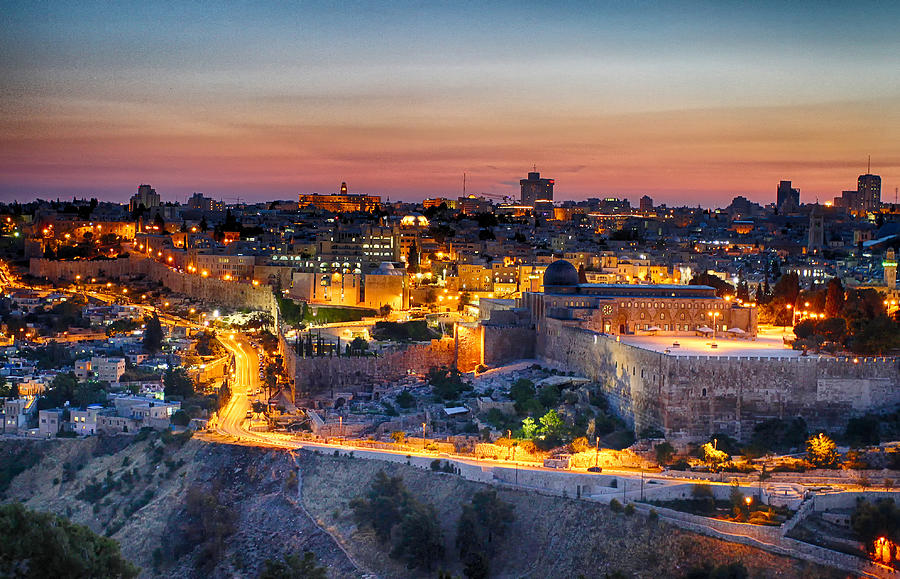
[727,327,746,334]
[696,326,714,333]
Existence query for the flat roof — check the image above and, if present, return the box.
[619,327,807,358]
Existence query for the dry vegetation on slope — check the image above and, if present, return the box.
[300,451,845,579]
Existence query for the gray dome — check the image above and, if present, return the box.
[543,259,579,286]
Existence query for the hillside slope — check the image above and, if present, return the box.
[299,451,845,579]
[1,436,359,578]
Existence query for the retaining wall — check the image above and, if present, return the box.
[537,318,900,443]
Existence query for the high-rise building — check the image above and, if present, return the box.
[857,173,881,214]
[639,195,654,213]
[776,180,800,213]
[129,184,161,213]
[520,171,554,206]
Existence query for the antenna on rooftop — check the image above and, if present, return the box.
[463,172,466,196]
[867,155,871,174]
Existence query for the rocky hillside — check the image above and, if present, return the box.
[2,436,847,578]
[299,451,846,579]
[0,435,359,578]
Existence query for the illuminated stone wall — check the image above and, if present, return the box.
[290,338,456,398]
[537,317,900,444]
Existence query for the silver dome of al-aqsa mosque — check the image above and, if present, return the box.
[542,259,579,287]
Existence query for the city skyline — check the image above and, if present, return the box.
[2,1,899,206]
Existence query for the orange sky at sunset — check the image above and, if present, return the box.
[2,1,899,206]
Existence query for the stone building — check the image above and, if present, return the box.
[522,260,757,336]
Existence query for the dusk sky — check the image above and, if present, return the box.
[2,1,899,206]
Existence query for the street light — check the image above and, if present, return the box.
[422,422,427,450]
[707,311,721,344]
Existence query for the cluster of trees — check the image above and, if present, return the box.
[372,320,439,342]
[852,498,900,564]
[351,472,516,577]
[259,551,327,579]
[37,372,107,410]
[499,378,625,450]
[761,274,900,354]
[456,490,516,578]
[350,471,444,571]
[426,366,473,401]
[0,502,138,578]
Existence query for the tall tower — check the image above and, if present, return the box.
[520,170,554,206]
[885,248,898,289]
[776,180,800,213]
[807,205,825,253]
[857,173,881,214]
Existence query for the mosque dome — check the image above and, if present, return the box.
[543,259,579,287]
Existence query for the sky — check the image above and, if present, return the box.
[1,1,899,207]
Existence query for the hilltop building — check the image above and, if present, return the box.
[520,171,554,206]
[298,182,381,213]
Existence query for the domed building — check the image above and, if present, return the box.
[542,259,580,288]
[522,259,756,337]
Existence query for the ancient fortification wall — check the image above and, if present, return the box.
[483,325,535,367]
[537,318,900,443]
[30,257,279,321]
[290,338,456,398]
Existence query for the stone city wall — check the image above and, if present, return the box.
[290,338,456,398]
[482,324,534,367]
[30,257,279,321]
[537,318,900,444]
[454,323,482,372]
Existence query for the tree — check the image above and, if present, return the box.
[689,272,735,297]
[736,281,751,302]
[655,442,675,466]
[749,417,807,454]
[426,366,470,400]
[0,378,18,399]
[845,416,880,447]
[73,381,107,408]
[850,316,900,354]
[0,502,139,578]
[772,272,800,305]
[457,490,514,556]
[852,498,900,563]
[521,416,538,439]
[350,471,412,542]
[390,501,444,571]
[806,433,838,468]
[509,378,536,412]
[259,551,327,579]
[457,490,515,577]
[538,409,564,438]
[349,336,368,353]
[537,384,561,408]
[395,389,414,409]
[684,562,749,579]
[171,409,191,427]
[143,313,164,355]
[164,368,194,400]
[824,277,845,318]
[701,442,729,470]
[38,372,78,409]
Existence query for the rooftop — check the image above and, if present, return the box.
[619,326,808,358]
